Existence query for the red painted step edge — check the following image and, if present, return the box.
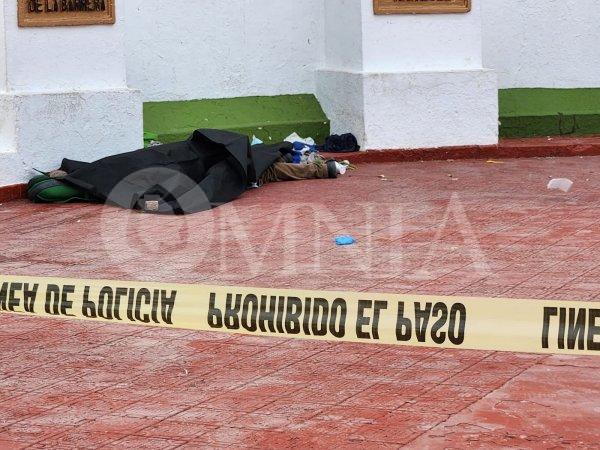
[2,135,600,202]
[322,135,600,163]
[0,183,27,203]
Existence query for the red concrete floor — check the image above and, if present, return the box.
[1,156,600,449]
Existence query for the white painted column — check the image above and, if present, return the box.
[317,0,498,150]
[0,1,142,186]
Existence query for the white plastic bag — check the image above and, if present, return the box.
[547,178,573,193]
[284,132,315,146]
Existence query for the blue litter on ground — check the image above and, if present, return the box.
[335,236,356,246]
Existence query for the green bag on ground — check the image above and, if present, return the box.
[27,174,91,203]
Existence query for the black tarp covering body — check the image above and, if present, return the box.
[60,129,290,215]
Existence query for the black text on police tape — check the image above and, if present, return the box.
[542,307,600,351]
[0,282,176,325]
[207,293,467,345]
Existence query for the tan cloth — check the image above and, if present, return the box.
[48,170,68,179]
[259,158,330,184]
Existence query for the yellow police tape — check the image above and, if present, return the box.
[1,274,599,356]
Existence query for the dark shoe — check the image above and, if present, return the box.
[326,160,338,179]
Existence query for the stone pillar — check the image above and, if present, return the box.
[0,1,142,186]
[317,0,498,150]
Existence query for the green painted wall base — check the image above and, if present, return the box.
[143,94,330,144]
[500,88,600,138]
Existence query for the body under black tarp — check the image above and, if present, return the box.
[59,129,292,215]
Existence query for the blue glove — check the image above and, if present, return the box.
[335,236,356,246]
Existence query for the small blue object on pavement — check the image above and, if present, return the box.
[335,235,356,246]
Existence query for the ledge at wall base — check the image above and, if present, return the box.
[322,135,600,164]
[0,184,27,203]
[499,88,600,138]
[143,94,330,145]
[3,135,600,201]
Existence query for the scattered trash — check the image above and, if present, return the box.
[143,132,164,148]
[335,235,356,246]
[76,220,81,223]
[338,160,357,171]
[284,132,318,164]
[284,132,315,147]
[143,131,159,148]
[251,135,263,146]
[334,161,348,175]
[547,178,573,193]
[486,160,504,164]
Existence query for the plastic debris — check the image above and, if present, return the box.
[486,160,504,164]
[335,236,356,246]
[284,132,315,147]
[335,162,347,175]
[250,135,263,146]
[285,133,318,164]
[547,178,573,193]
[143,132,162,148]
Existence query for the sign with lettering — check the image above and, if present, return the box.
[18,0,115,27]
[374,0,471,15]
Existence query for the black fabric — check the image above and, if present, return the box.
[251,141,293,177]
[60,129,287,215]
[318,133,360,153]
[326,160,338,179]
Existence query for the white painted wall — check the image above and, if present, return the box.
[122,0,600,99]
[323,0,362,72]
[482,0,600,88]
[2,1,128,92]
[123,0,325,101]
[318,0,497,149]
[0,90,141,186]
[361,0,483,73]
[0,5,6,92]
[0,1,142,187]
[361,69,498,149]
